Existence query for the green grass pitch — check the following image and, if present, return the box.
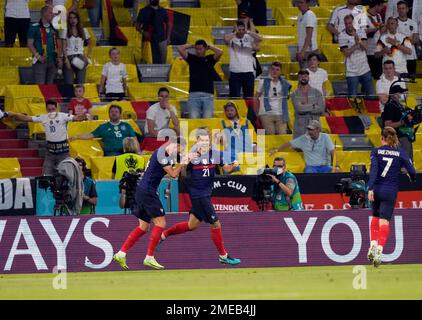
[0,264,421,299]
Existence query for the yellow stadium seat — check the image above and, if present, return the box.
[320,44,344,63]
[237,152,266,175]
[86,63,139,84]
[262,134,294,152]
[266,151,306,173]
[0,48,32,66]
[128,82,189,100]
[88,46,138,65]
[4,85,44,112]
[257,26,297,45]
[187,26,214,45]
[69,140,104,169]
[200,0,234,7]
[329,134,343,150]
[0,158,22,178]
[119,27,142,47]
[336,151,371,173]
[273,7,332,27]
[256,44,291,63]
[0,67,20,96]
[82,83,101,102]
[90,156,116,180]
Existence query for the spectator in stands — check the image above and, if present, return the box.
[27,5,62,85]
[70,104,136,156]
[397,0,420,78]
[99,47,128,101]
[376,60,405,112]
[45,0,79,11]
[295,0,319,68]
[365,0,386,80]
[236,0,267,26]
[238,10,262,77]
[339,14,374,97]
[9,99,86,175]
[271,120,340,173]
[4,0,30,47]
[386,0,414,20]
[136,0,170,64]
[144,87,180,137]
[224,21,263,99]
[375,17,413,76]
[381,84,414,160]
[266,157,304,211]
[254,61,291,135]
[217,101,256,165]
[112,137,146,180]
[291,69,325,139]
[306,52,329,96]
[61,11,93,85]
[68,85,93,118]
[178,40,223,119]
[327,0,366,43]
[75,156,97,215]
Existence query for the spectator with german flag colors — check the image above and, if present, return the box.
[27,5,62,84]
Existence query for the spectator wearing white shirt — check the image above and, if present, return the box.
[397,0,420,77]
[100,47,128,101]
[386,0,414,20]
[376,60,405,113]
[4,0,30,47]
[254,61,291,135]
[339,14,374,97]
[9,99,85,175]
[306,52,329,96]
[327,0,366,43]
[375,17,413,76]
[365,0,386,80]
[145,87,180,137]
[295,0,319,67]
[61,11,93,84]
[224,21,263,99]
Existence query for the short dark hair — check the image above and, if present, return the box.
[45,99,57,108]
[74,84,85,91]
[271,61,282,68]
[158,87,170,95]
[298,69,310,75]
[274,157,286,163]
[383,60,395,66]
[397,0,409,7]
[387,16,398,23]
[307,52,321,62]
[195,39,208,47]
[344,14,354,22]
[109,104,122,114]
[109,47,119,55]
[236,21,246,28]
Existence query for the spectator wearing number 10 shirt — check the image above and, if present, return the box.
[70,104,136,156]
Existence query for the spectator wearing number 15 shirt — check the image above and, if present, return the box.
[70,104,136,156]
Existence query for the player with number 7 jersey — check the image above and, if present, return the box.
[157,128,242,266]
[367,127,416,268]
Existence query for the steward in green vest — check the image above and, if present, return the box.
[112,137,146,179]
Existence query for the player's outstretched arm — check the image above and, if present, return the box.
[7,112,33,122]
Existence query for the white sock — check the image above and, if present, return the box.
[145,255,154,260]
[219,254,228,259]
[370,240,377,247]
[118,251,126,257]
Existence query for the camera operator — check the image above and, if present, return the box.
[9,99,86,175]
[119,170,142,212]
[75,157,97,214]
[381,84,414,160]
[266,157,304,211]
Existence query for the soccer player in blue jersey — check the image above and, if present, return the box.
[158,128,242,266]
[113,137,194,270]
[367,127,416,267]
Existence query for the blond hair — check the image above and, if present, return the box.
[382,127,399,148]
[123,137,140,154]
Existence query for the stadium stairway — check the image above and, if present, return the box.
[0,123,43,177]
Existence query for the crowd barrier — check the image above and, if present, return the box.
[0,209,421,274]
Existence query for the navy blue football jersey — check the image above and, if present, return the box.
[367,145,416,192]
[138,147,176,193]
[186,149,224,199]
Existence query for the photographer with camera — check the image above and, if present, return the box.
[75,157,97,214]
[381,84,415,160]
[258,157,303,211]
[119,170,142,212]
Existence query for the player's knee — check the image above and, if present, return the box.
[211,220,221,229]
